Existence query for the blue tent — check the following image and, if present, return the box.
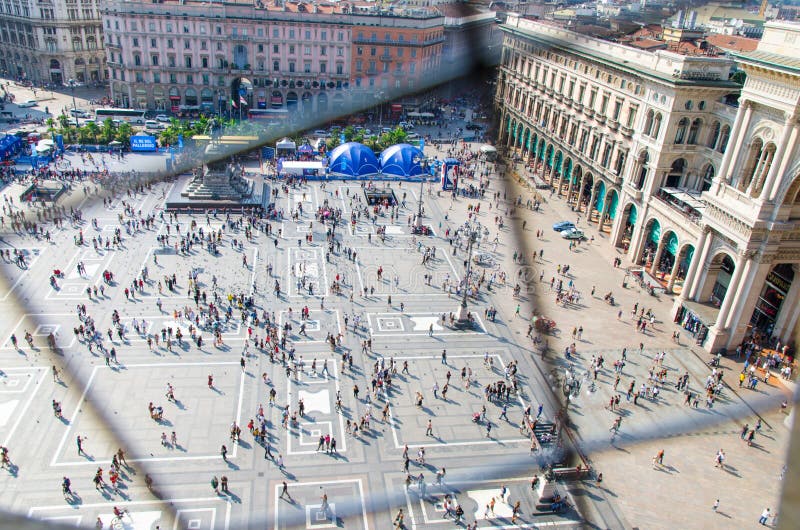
[0,135,21,158]
[379,143,424,177]
[328,142,379,177]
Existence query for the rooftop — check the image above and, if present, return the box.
[704,33,760,53]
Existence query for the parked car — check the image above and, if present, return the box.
[313,130,329,138]
[552,220,576,232]
[399,121,414,129]
[562,228,586,240]
[17,100,37,108]
[466,123,483,131]
[155,114,171,123]
[144,120,162,131]
[407,132,420,139]
[69,109,89,118]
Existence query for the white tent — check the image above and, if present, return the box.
[480,144,497,154]
[276,137,296,150]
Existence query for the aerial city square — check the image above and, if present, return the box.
[0,1,798,529]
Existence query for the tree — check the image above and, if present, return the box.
[100,118,116,144]
[115,123,133,146]
[84,121,100,144]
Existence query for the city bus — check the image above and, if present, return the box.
[247,108,290,122]
[94,108,147,125]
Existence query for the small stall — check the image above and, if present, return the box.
[276,137,297,158]
[278,160,325,178]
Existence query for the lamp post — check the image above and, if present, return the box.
[68,79,77,114]
[414,155,425,229]
[455,226,478,325]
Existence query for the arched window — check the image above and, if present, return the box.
[708,121,721,148]
[634,150,649,189]
[701,164,715,192]
[652,113,663,139]
[717,125,731,153]
[687,118,702,145]
[666,158,686,188]
[643,109,654,136]
[740,138,764,192]
[674,117,689,144]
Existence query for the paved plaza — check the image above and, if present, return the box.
[0,139,793,530]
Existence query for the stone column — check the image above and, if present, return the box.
[666,254,682,293]
[710,254,747,334]
[678,230,708,300]
[767,121,799,201]
[587,186,598,223]
[597,194,610,232]
[771,264,800,337]
[687,230,713,301]
[719,101,751,183]
[566,175,576,205]
[724,257,756,331]
[650,236,667,275]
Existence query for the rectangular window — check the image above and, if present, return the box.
[356,60,362,72]
[257,44,263,53]
[169,73,177,84]
[304,62,311,73]
[184,41,190,50]
[168,56,175,67]
[135,72,143,82]
[151,55,159,66]
[132,37,139,47]
[320,62,326,73]
[289,61,295,73]
[167,39,173,49]
[166,23,173,32]
[320,46,326,56]
[202,74,209,85]
[289,29,295,39]
[289,45,295,54]
[411,49,416,58]
[153,72,161,83]
[273,45,279,54]
[600,94,609,114]
[613,100,622,121]
[409,63,416,74]
[150,38,156,48]
[273,28,279,38]
[149,22,156,32]
[321,31,327,41]
[588,89,597,109]
[186,74,193,85]
[183,25,189,34]
[304,46,311,55]
[336,63,343,75]
[305,30,311,40]
[626,105,638,128]
[201,57,208,68]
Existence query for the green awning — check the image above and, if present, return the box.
[649,219,661,244]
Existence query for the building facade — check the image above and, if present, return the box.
[0,0,105,85]
[100,0,444,115]
[495,16,800,352]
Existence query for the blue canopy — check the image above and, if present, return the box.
[328,142,379,177]
[0,135,21,158]
[379,143,424,177]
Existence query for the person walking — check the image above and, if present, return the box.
[280,480,291,500]
[76,435,86,456]
[211,476,219,494]
[759,507,771,525]
[426,420,433,437]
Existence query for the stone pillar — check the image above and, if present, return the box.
[719,101,751,183]
[709,254,747,336]
[587,187,598,224]
[727,259,771,348]
[650,236,666,275]
[725,257,756,330]
[666,254,682,293]
[687,230,713,301]
[609,206,627,247]
[597,195,610,232]
[766,121,799,201]
[678,230,708,300]
[578,173,587,212]
[773,265,800,337]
